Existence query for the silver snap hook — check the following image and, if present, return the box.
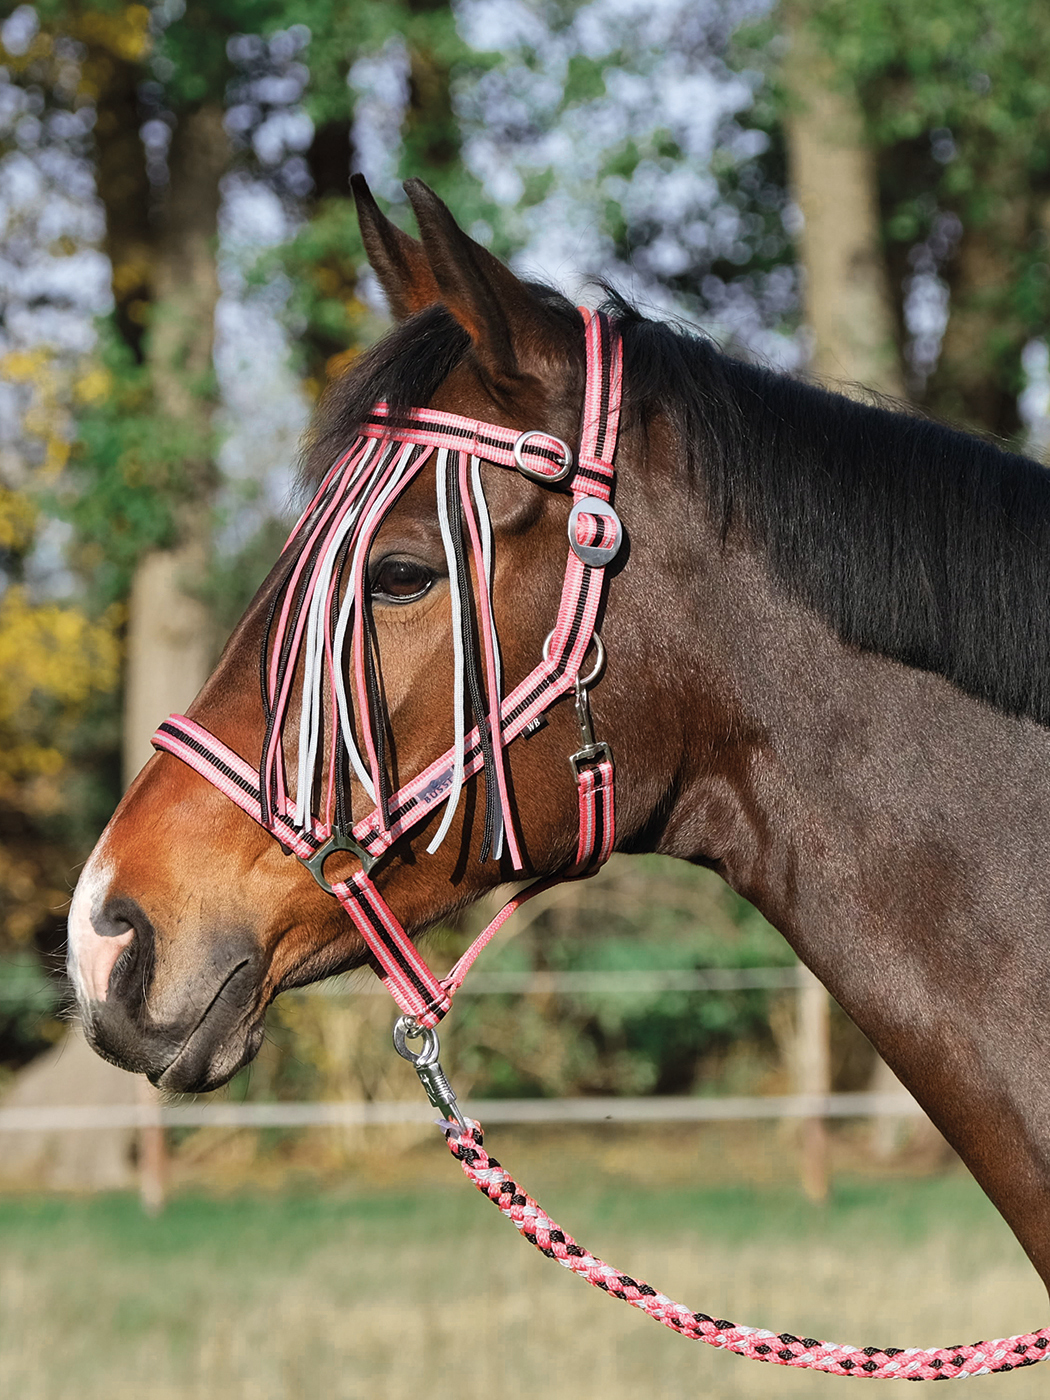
[392,1015,467,1131]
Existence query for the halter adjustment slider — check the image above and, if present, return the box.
[569,496,622,567]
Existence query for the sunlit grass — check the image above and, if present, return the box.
[1,1128,1046,1400]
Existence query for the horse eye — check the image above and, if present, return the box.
[370,557,435,603]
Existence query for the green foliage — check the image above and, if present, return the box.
[447,858,794,1101]
[0,339,122,960]
[264,2,495,384]
[61,321,211,605]
[285,0,480,135]
[794,0,1050,426]
[811,0,1050,213]
[155,1,289,107]
[0,951,62,1079]
[264,199,380,389]
[259,860,797,1110]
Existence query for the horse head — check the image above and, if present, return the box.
[66,179,718,1093]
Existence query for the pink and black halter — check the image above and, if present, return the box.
[152,308,623,1025]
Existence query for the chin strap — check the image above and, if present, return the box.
[153,308,622,1025]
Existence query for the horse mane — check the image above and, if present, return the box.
[607,292,1050,727]
[305,286,1050,728]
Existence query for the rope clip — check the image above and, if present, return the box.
[392,1015,468,1132]
[569,673,613,777]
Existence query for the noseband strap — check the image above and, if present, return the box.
[153,309,622,1026]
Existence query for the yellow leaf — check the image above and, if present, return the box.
[74,366,113,407]
[0,490,37,552]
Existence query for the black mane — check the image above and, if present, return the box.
[611,296,1050,727]
[302,302,471,483]
[307,289,1050,728]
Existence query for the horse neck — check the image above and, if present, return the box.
[653,503,1050,1289]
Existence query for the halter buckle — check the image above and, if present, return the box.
[512,429,574,483]
[302,829,378,891]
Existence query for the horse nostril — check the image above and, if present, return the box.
[95,894,150,940]
[94,896,157,1003]
[95,907,133,941]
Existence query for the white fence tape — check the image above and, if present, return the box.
[1,964,926,1137]
[0,966,805,1003]
[0,1091,925,1133]
[299,967,805,995]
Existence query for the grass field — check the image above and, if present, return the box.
[1,1123,1047,1399]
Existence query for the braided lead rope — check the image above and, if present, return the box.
[447,1120,1050,1381]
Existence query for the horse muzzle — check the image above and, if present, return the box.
[68,855,268,1092]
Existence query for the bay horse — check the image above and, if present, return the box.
[68,176,1050,1302]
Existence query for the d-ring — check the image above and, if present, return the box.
[392,1015,440,1067]
[542,630,605,687]
[512,430,573,483]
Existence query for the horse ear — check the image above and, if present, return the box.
[351,174,440,320]
[404,178,553,383]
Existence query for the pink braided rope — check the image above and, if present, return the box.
[447,1120,1050,1380]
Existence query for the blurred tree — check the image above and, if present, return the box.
[0,17,112,1103]
[267,0,489,388]
[800,0,1050,438]
[780,4,905,397]
[450,0,801,364]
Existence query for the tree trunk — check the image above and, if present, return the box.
[123,103,228,784]
[92,48,153,362]
[120,104,229,1204]
[123,522,214,782]
[782,16,905,399]
[927,218,1026,440]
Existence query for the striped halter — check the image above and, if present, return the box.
[152,308,623,1028]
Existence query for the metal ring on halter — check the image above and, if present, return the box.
[542,630,605,687]
[302,829,377,892]
[392,1015,441,1067]
[512,429,573,483]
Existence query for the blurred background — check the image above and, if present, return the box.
[1,2,1049,1396]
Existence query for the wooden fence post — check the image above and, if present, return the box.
[796,964,830,1203]
[869,1054,907,1158]
[137,1077,167,1214]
